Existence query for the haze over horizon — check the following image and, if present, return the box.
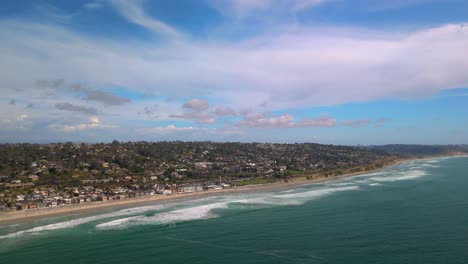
[1,0,467,145]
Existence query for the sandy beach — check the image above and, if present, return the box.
[0,156,429,225]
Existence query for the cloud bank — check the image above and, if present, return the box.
[0,0,467,143]
[2,20,467,111]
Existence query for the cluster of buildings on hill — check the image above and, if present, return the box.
[0,141,392,212]
[0,181,233,212]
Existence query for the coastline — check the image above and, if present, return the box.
[0,155,454,225]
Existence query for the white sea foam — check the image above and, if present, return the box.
[116,204,165,214]
[94,217,134,229]
[369,183,382,186]
[273,186,359,199]
[0,204,164,239]
[279,189,296,193]
[422,163,440,168]
[367,170,426,182]
[97,202,229,229]
[233,186,360,207]
[354,179,370,184]
[336,171,386,182]
[97,186,362,229]
[329,182,356,187]
[234,196,305,206]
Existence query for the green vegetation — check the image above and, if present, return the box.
[235,178,276,186]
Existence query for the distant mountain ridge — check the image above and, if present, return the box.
[366,144,468,157]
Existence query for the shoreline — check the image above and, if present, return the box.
[0,155,460,225]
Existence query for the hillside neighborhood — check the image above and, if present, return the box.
[0,141,399,211]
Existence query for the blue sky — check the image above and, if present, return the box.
[0,0,467,144]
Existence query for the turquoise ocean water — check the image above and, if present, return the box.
[1,156,467,263]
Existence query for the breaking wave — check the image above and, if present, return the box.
[329,182,356,187]
[0,204,164,239]
[97,202,229,229]
[97,186,360,229]
[273,186,359,199]
[367,170,426,182]
[228,186,359,207]
[335,167,429,186]
[421,163,440,168]
[0,158,443,238]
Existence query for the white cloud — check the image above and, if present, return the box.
[170,98,215,124]
[55,102,98,115]
[37,78,131,104]
[136,125,245,142]
[208,0,272,18]
[0,114,31,131]
[237,112,295,128]
[144,124,199,133]
[107,0,182,39]
[363,0,443,12]
[291,0,331,12]
[1,4,468,142]
[298,116,337,128]
[208,0,331,18]
[49,116,112,132]
[182,98,209,111]
[237,112,337,128]
[137,125,211,141]
[84,2,102,10]
[213,106,237,117]
[2,20,467,113]
[170,112,216,124]
[17,114,29,121]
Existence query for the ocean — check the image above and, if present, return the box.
[1,156,467,263]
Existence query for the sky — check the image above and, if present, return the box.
[0,0,467,145]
